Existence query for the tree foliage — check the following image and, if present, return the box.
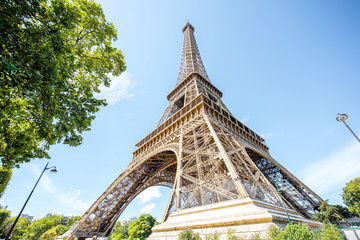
[0,214,79,240]
[0,166,12,197]
[333,204,356,219]
[0,209,10,229]
[39,224,67,240]
[108,217,139,240]
[342,177,360,217]
[21,214,63,240]
[128,214,157,240]
[109,222,130,240]
[66,215,80,227]
[0,216,31,240]
[0,0,126,168]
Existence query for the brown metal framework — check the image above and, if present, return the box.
[59,22,322,239]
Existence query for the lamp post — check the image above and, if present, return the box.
[5,162,57,240]
[336,113,360,143]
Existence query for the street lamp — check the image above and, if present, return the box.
[336,113,360,143]
[5,162,57,240]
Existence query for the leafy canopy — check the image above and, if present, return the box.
[65,216,80,227]
[0,0,126,168]
[342,177,360,217]
[20,214,63,240]
[333,204,356,219]
[108,217,138,240]
[0,216,31,240]
[0,214,80,240]
[128,214,157,240]
[0,209,10,229]
[0,166,12,197]
[39,224,68,240]
[109,222,130,240]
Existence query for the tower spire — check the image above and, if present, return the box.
[176,22,210,85]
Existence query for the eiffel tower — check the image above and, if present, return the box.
[58,22,323,240]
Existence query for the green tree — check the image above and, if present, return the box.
[342,177,360,217]
[178,229,201,240]
[0,0,126,168]
[334,205,356,219]
[21,214,63,240]
[37,216,80,240]
[313,201,343,224]
[0,216,31,240]
[108,222,128,240]
[39,224,67,240]
[108,217,138,240]
[128,214,157,240]
[66,216,80,228]
[0,167,12,196]
[0,209,10,229]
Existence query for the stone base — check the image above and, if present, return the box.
[148,197,321,240]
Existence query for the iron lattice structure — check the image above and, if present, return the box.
[59,22,322,239]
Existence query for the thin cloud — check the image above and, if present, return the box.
[136,187,162,204]
[60,189,91,212]
[30,163,56,194]
[140,203,156,213]
[98,71,135,104]
[299,142,360,195]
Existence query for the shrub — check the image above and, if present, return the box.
[178,229,201,240]
[266,226,282,240]
[314,224,343,240]
[226,228,244,240]
[266,223,314,240]
[205,231,220,240]
[249,233,261,240]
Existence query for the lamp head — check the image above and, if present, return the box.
[336,113,348,122]
[50,167,57,173]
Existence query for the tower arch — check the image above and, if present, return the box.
[61,148,178,239]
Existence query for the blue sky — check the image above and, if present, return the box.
[1,0,360,222]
